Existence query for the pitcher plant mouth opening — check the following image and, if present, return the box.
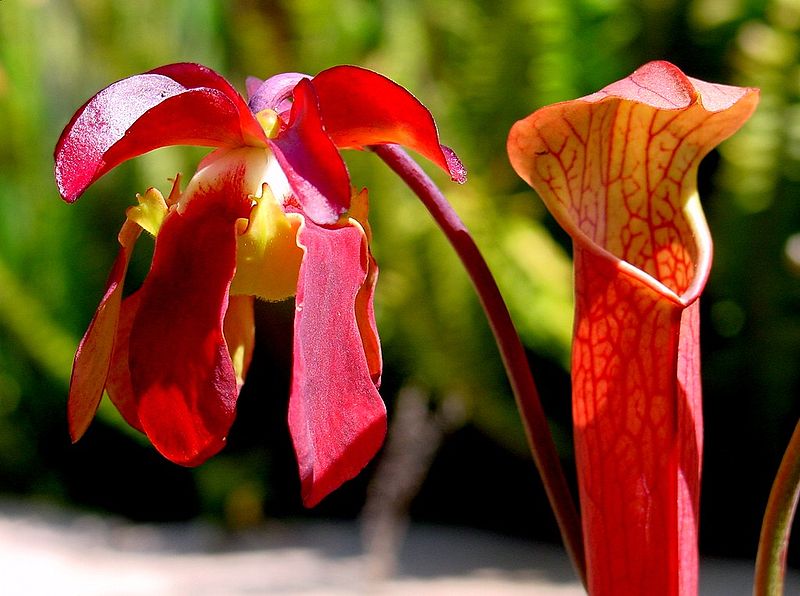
[508,60,758,595]
[55,62,465,508]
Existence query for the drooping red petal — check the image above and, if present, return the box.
[508,62,758,595]
[107,291,257,433]
[311,65,466,183]
[55,64,265,203]
[347,189,382,386]
[289,216,386,507]
[67,223,141,442]
[269,78,352,225]
[355,250,382,387]
[105,291,144,433]
[127,157,253,466]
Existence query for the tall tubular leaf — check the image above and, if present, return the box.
[508,61,758,595]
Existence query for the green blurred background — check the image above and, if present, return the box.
[0,0,798,567]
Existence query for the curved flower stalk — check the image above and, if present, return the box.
[508,62,758,594]
[55,63,465,507]
[374,144,586,584]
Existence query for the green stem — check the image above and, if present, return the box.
[373,144,586,587]
[755,418,800,596]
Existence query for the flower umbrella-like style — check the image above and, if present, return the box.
[508,62,758,594]
[55,63,465,507]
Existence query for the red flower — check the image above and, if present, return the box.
[55,63,465,507]
[508,62,758,594]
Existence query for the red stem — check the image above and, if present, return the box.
[373,143,586,586]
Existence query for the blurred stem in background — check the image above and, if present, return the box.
[755,419,800,595]
[361,386,465,578]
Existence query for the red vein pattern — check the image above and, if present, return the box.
[508,62,758,595]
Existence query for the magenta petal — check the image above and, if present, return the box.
[55,66,265,203]
[269,79,352,225]
[127,165,252,466]
[245,76,264,100]
[289,217,386,507]
[311,65,467,183]
[248,72,311,115]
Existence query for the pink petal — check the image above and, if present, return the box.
[127,161,253,466]
[67,225,141,441]
[348,191,381,385]
[269,79,352,225]
[289,216,386,507]
[55,64,265,203]
[245,76,264,100]
[586,60,753,112]
[311,65,467,183]
[248,72,311,116]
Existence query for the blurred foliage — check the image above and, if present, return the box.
[0,0,798,563]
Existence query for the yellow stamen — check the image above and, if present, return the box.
[255,109,281,139]
[166,173,182,206]
[230,183,304,301]
[126,187,169,237]
[346,188,373,242]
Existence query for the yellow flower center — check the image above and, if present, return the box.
[230,182,304,301]
[126,187,169,236]
[255,108,281,139]
[126,148,309,303]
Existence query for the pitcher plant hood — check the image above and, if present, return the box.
[508,61,758,595]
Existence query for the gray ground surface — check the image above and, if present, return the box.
[0,499,796,595]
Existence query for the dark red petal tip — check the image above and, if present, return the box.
[442,145,467,184]
[127,162,252,465]
[311,65,466,183]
